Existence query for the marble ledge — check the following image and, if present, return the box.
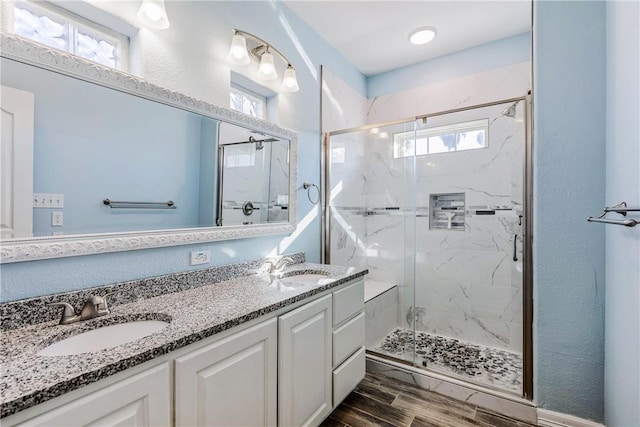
[0,257,367,418]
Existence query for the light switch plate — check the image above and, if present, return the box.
[34,193,64,208]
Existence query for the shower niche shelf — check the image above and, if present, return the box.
[430,193,465,231]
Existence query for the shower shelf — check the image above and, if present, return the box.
[430,193,465,231]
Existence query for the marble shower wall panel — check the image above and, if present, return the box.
[364,126,415,209]
[366,62,530,124]
[329,209,368,270]
[328,132,368,209]
[364,214,406,284]
[321,67,368,133]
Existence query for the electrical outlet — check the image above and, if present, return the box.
[51,212,63,227]
[190,250,211,266]
[52,231,64,236]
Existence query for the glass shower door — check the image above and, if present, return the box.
[327,121,417,366]
[411,101,526,394]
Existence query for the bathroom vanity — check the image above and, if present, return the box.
[0,259,367,426]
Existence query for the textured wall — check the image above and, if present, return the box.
[0,1,366,302]
[604,1,640,425]
[533,1,606,421]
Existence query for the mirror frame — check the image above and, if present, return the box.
[0,33,297,263]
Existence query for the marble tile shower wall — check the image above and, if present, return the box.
[330,102,525,353]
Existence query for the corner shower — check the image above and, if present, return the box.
[323,97,532,398]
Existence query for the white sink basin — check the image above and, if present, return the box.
[279,272,331,285]
[38,320,169,357]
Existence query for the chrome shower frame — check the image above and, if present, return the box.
[321,95,534,401]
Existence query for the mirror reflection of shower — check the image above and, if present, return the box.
[216,123,290,227]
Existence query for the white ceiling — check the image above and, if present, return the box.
[283,1,531,76]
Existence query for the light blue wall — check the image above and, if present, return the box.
[0,1,366,302]
[533,1,606,421]
[604,1,640,425]
[367,32,531,98]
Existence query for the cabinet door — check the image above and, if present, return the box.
[17,363,171,427]
[278,294,332,427]
[175,318,277,427]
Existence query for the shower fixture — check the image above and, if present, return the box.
[224,135,278,150]
[251,136,264,151]
[502,101,520,118]
[227,29,300,92]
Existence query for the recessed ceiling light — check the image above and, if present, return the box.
[409,27,437,45]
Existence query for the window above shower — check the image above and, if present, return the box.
[393,118,488,158]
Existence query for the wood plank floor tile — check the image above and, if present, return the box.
[355,379,399,405]
[378,375,477,415]
[319,415,350,427]
[320,403,400,427]
[392,393,478,426]
[325,373,532,427]
[475,409,536,427]
[342,391,415,426]
[409,414,479,427]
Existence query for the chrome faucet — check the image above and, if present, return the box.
[264,256,295,274]
[47,293,116,325]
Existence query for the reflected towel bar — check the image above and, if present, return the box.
[103,199,176,209]
[587,202,639,227]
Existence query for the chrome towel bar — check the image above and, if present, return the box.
[587,202,639,227]
[103,199,176,209]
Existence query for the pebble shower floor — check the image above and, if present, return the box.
[373,328,522,393]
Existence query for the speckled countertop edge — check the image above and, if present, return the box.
[0,263,367,418]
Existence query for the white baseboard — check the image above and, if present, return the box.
[537,409,605,427]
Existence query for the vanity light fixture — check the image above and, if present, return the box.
[409,26,437,45]
[227,29,300,92]
[137,0,170,29]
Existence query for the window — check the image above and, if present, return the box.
[230,85,266,119]
[12,0,128,70]
[393,119,489,158]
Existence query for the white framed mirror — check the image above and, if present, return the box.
[0,33,297,263]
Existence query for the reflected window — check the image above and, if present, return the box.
[393,119,489,158]
[12,0,127,70]
[230,85,266,119]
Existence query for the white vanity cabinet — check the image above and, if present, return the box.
[174,318,278,427]
[3,276,366,427]
[13,363,171,427]
[278,294,333,427]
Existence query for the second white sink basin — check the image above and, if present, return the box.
[278,271,331,285]
[38,320,169,357]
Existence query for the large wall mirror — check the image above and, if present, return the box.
[0,34,297,263]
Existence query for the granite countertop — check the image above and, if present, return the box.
[0,262,367,418]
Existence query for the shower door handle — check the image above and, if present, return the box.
[513,234,518,262]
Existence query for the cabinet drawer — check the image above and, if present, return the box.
[333,279,364,326]
[333,346,365,407]
[333,312,365,367]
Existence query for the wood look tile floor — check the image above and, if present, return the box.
[321,372,536,427]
